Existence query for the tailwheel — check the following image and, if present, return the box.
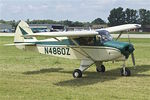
[73,69,82,78]
[120,68,131,76]
[96,65,105,73]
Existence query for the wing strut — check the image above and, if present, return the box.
[69,38,95,62]
[54,37,61,41]
[116,31,123,41]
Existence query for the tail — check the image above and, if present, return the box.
[14,20,37,49]
[14,20,37,43]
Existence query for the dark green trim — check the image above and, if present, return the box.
[19,26,33,39]
[19,26,28,35]
[103,40,134,58]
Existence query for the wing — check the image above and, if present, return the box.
[23,24,141,38]
[97,24,141,33]
[23,31,99,38]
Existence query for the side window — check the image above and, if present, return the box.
[76,37,95,46]
[87,37,94,46]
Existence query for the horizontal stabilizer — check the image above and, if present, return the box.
[4,43,35,46]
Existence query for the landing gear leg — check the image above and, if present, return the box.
[120,61,131,76]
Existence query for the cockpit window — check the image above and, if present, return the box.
[97,30,113,43]
[75,30,113,46]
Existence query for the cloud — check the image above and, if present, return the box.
[0,1,3,15]
[1,0,150,21]
[55,4,73,12]
[28,4,49,11]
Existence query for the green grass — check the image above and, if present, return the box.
[113,32,150,34]
[0,37,150,100]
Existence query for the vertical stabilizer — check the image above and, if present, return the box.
[14,20,37,49]
[14,20,37,43]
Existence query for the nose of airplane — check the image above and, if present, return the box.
[103,40,134,58]
[122,44,134,58]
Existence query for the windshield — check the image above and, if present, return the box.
[97,30,113,43]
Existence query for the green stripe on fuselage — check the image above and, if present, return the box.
[37,39,75,45]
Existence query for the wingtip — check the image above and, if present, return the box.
[135,24,141,28]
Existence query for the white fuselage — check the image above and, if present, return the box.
[17,37,126,62]
[24,45,124,62]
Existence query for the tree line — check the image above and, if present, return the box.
[0,18,105,29]
[108,7,150,26]
[0,7,150,28]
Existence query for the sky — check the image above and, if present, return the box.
[0,0,150,22]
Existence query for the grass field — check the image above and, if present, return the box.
[113,31,150,34]
[0,37,150,100]
[130,31,150,34]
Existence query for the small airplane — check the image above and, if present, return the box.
[6,21,141,78]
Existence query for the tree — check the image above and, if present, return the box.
[0,20,6,23]
[83,22,91,27]
[26,19,30,24]
[125,8,138,24]
[108,7,125,26]
[72,21,84,27]
[91,18,105,25]
[9,20,16,28]
[139,9,150,25]
[62,20,73,26]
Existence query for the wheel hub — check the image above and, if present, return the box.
[74,72,79,77]
[97,67,102,71]
[124,71,128,76]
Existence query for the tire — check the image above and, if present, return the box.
[73,69,82,78]
[120,68,131,76]
[96,65,105,73]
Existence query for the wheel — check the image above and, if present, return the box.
[96,65,105,72]
[120,68,131,76]
[73,69,82,78]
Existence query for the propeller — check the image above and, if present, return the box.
[127,31,136,68]
[131,53,135,67]
[115,31,136,68]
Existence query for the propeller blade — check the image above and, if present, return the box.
[131,53,136,67]
[127,31,136,68]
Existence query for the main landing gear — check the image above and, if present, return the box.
[96,65,105,73]
[73,60,94,78]
[72,64,106,78]
[95,62,105,73]
[72,61,106,78]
